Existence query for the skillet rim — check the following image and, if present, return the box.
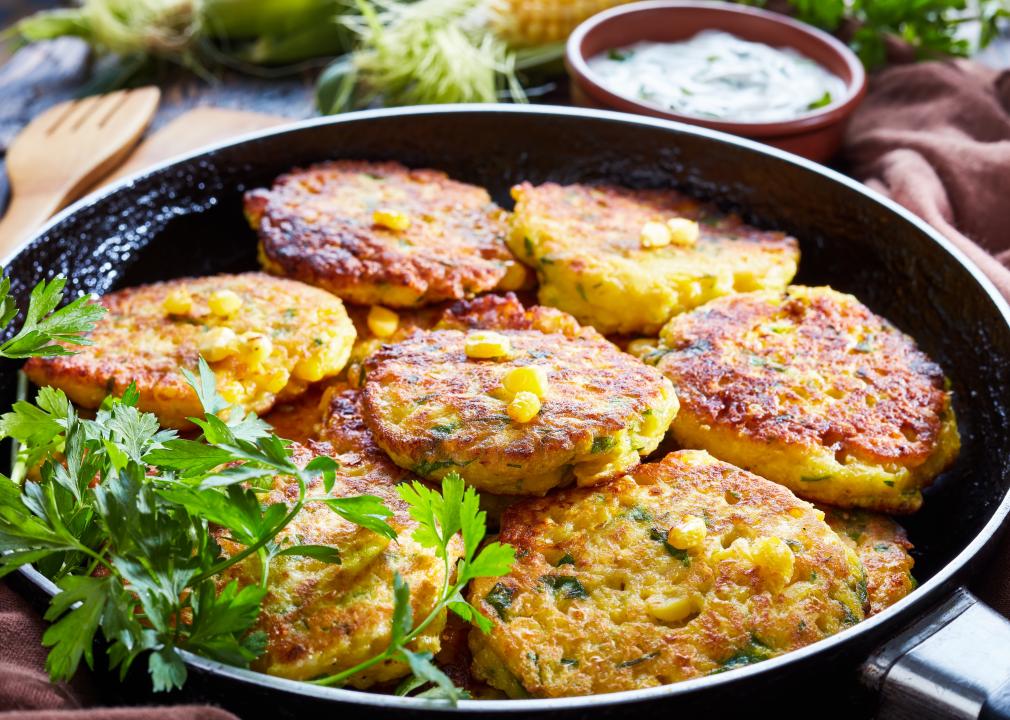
[7,104,1010,712]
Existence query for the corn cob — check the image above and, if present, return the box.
[491,0,635,45]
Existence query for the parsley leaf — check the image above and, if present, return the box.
[313,472,515,701]
[0,274,105,359]
[42,575,115,679]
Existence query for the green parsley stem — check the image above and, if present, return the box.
[312,576,465,688]
[193,474,307,585]
[82,540,111,577]
[71,541,114,574]
[313,648,395,687]
[257,547,270,590]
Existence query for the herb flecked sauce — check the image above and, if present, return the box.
[587,30,847,122]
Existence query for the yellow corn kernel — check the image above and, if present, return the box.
[256,366,290,394]
[498,260,530,291]
[373,209,411,231]
[751,537,796,592]
[647,593,699,623]
[626,338,658,358]
[198,327,240,362]
[508,391,542,423]
[788,507,805,519]
[367,305,400,338]
[293,355,325,382]
[208,289,243,317]
[240,332,273,368]
[666,217,700,247]
[710,537,752,565]
[494,0,634,44]
[465,331,511,359]
[502,365,550,398]
[163,288,192,315]
[219,379,245,403]
[667,515,707,550]
[640,220,672,249]
[347,362,365,388]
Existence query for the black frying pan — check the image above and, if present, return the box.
[5,106,1010,720]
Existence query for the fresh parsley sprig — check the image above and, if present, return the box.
[313,472,515,701]
[0,352,396,692]
[783,0,1010,70]
[0,275,517,701]
[0,273,105,359]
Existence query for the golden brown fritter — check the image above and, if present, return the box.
[468,450,867,698]
[246,161,527,307]
[216,442,463,687]
[507,182,799,335]
[359,294,678,495]
[654,286,960,514]
[435,612,506,699]
[24,273,355,428]
[822,507,915,615]
[317,382,410,488]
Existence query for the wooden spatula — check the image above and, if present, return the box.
[0,86,160,258]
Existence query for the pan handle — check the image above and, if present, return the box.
[863,587,1010,720]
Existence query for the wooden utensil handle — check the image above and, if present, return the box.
[0,190,65,260]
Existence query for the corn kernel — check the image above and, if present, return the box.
[347,362,364,388]
[626,338,658,358]
[666,217,700,246]
[219,380,245,403]
[508,391,542,423]
[465,331,511,359]
[373,209,411,231]
[496,0,633,44]
[163,288,192,315]
[751,536,795,592]
[667,515,707,550]
[240,332,273,368]
[208,289,243,316]
[256,366,290,394]
[498,261,530,291]
[293,355,325,382]
[710,537,752,565]
[640,220,672,249]
[198,327,240,362]
[367,305,400,338]
[502,365,550,398]
[647,593,699,623]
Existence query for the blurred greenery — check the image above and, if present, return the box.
[4,0,1008,109]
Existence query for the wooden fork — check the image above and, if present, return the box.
[0,86,161,258]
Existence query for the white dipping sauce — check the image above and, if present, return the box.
[587,30,847,122]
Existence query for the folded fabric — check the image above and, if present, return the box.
[845,59,1010,298]
[0,585,238,719]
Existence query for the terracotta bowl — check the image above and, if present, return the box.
[565,0,866,162]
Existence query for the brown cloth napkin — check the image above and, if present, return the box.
[844,58,1010,613]
[0,584,238,719]
[845,59,1010,298]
